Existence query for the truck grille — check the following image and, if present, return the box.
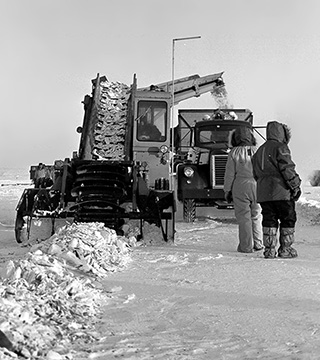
[211,155,228,188]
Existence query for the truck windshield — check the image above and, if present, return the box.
[137,101,167,142]
[199,129,230,144]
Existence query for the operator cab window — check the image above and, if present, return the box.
[137,101,167,142]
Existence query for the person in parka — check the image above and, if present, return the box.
[251,121,301,259]
[224,127,263,253]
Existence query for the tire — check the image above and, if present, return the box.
[14,212,25,244]
[183,199,196,223]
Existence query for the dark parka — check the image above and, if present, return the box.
[252,121,301,203]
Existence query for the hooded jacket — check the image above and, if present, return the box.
[224,127,257,194]
[251,121,301,202]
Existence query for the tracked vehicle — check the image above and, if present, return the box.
[15,72,225,243]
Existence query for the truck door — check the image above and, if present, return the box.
[132,99,171,189]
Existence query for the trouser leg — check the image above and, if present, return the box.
[251,202,263,250]
[260,202,278,258]
[278,200,298,258]
[278,227,298,258]
[234,195,253,253]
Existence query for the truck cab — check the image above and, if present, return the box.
[131,88,171,191]
[175,108,254,222]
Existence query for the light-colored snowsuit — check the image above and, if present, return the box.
[224,127,263,253]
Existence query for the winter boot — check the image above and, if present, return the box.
[278,227,298,258]
[263,227,278,259]
[253,241,264,251]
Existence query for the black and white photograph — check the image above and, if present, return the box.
[1,0,320,359]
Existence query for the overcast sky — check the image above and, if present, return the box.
[1,0,320,181]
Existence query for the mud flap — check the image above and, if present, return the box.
[138,190,174,242]
[155,196,167,242]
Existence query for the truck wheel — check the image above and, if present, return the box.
[14,212,25,244]
[183,199,196,223]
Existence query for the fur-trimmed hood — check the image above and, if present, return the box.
[266,121,291,144]
[231,127,256,147]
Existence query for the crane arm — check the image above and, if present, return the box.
[138,72,224,105]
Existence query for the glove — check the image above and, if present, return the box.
[225,191,233,203]
[291,187,301,201]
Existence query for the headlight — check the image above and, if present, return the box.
[184,167,194,177]
[160,145,169,154]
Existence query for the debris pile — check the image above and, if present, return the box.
[93,79,131,161]
[0,222,135,359]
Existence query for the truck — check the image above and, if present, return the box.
[14,71,226,243]
[174,108,255,222]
